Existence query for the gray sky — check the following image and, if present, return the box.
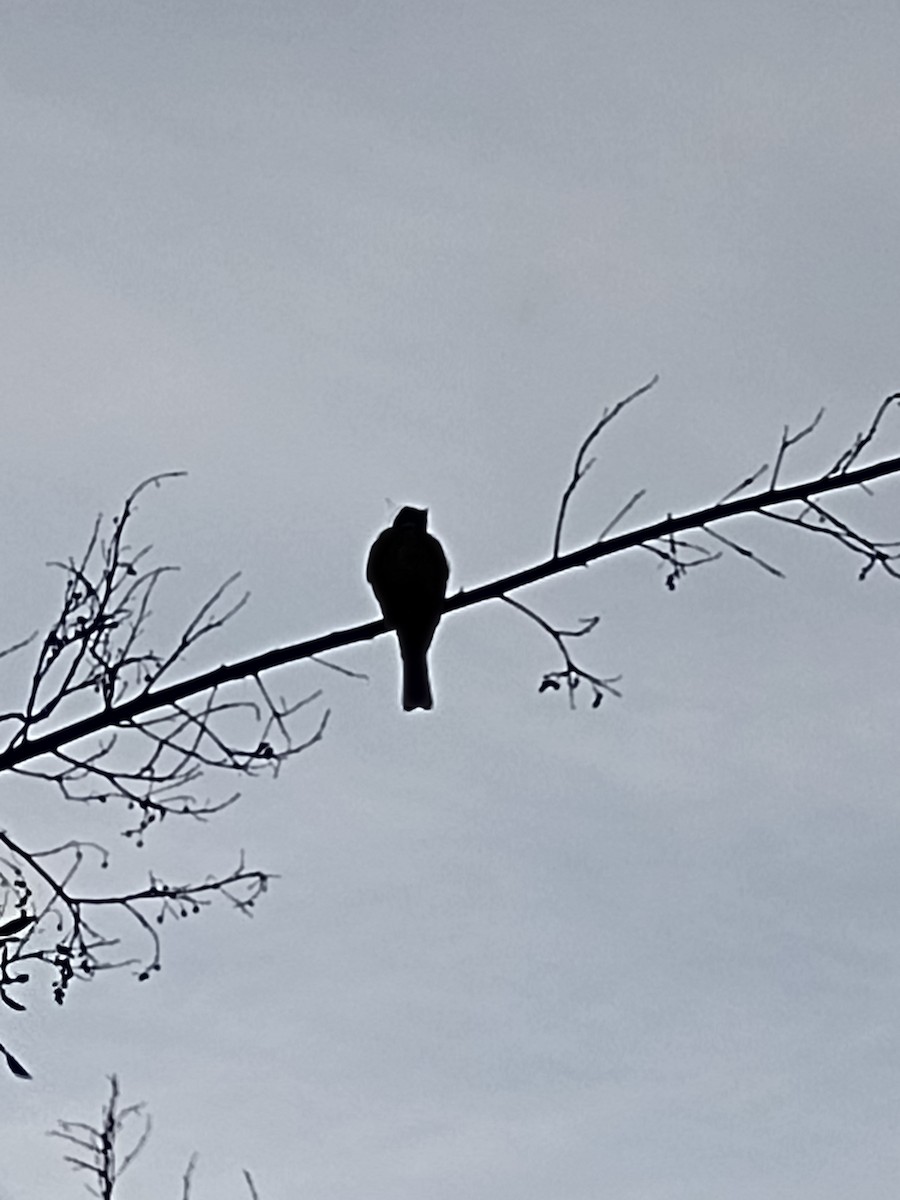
[3,2,900,1196]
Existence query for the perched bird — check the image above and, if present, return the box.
[366,507,450,711]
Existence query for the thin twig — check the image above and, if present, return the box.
[553,375,659,557]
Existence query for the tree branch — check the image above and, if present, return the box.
[50,1077,262,1199]
[2,439,897,771]
[3,391,899,1077]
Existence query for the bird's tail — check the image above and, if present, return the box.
[399,640,433,711]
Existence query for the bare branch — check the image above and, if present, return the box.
[827,393,900,476]
[762,500,900,581]
[0,1038,31,1079]
[0,400,895,772]
[515,393,899,703]
[642,532,722,592]
[701,526,785,578]
[502,596,622,710]
[717,462,770,505]
[597,489,647,542]
[50,1075,150,1200]
[0,474,332,1049]
[553,375,659,557]
[50,1080,259,1198]
[0,630,39,663]
[2,391,900,1070]
[771,407,825,488]
[182,1152,199,1200]
[0,829,272,1009]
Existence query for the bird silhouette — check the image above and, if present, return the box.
[366,507,449,711]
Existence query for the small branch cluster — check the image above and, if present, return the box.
[503,597,621,710]
[761,396,900,581]
[0,835,270,1012]
[707,394,900,584]
[50,1075,262,1199]
[526,387,900,707]
[50,1074,150,1200]
[0,477,328,1073]
[2,475,325,837]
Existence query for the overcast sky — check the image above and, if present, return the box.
[3,2,900,1197]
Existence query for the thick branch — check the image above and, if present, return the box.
[2,451,899,770]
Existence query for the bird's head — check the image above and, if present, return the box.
[393,506,428,530]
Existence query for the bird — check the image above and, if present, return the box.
[366,507,449,711]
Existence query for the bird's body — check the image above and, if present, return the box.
[366,507,449,711]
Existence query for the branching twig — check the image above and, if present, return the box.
[50,1075,150,1200]
[522,392,900,705]
[827,393,898,477]
[642,533,722,592]
[502,596,622,709]
[771,407,825,488]
[0,830,271,1008]
[0,476,329,1072]
[553,375,660,557]
[50,1078,261,1199]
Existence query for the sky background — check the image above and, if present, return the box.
[2,1,900,1196]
